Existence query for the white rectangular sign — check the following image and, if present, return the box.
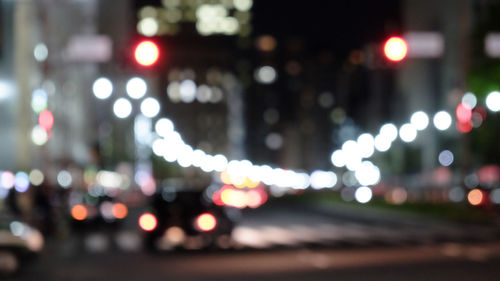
[65,35,112,62]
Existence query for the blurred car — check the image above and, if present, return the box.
[140,188,236,251]
[0,219,44,275]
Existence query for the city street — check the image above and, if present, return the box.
[9,242,500,281]
[2,0,500,280]
[7,201,500,280]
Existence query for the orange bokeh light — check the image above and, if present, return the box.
[71,204,88,221]
[467,189,484,206]
[112,203,128,219]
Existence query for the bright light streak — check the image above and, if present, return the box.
[410,111,429,131]
[310,170,337,189]
[212,154,228,172]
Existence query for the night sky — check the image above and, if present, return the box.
[252,0,401,57]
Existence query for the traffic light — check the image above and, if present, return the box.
[134,40,160,67]
[383,36,408,62]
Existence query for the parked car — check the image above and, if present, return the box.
[0,218,44,275]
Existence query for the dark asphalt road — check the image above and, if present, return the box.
[7,243,500,281]
[5,201,500,280]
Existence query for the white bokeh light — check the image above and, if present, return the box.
[462,92,477,109]
[57,170,72,188]
[399,123,417,143]
[34,43,48,62]
[255,66,277,84]
[31,125,48,146]
[374,134,391,152]
[438,150,454,166]
[140,97,161,118]
[379,123,398,142]
[355,186,373,204]
[410,111,429,131]
[92,77,113,100]
[357,133,375,158]
[155,118,174,137]
[310,170,337,189]
[354,161,381,186]
[179,80,197,103]
[486,91,500,112]
[433,111,452,131]
[113,98,133,119]
[330,150,346,167]
[126,77,147,99]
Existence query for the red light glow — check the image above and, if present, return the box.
[456,103,472,123]
[39,110,54,130]
[134,41,159,66]
[456,120,472,133]
[384,37,408,62]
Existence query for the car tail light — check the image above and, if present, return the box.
[139,213,157,231]
[195,213,217,232]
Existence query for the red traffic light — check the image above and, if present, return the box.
[134,40,159,66]
[384,36,408,62]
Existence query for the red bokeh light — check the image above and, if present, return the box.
[456,120,472,133]
[456,103,472,123]
[38,110,54,130]
[384,36,408,62]
[134,40,159,66]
